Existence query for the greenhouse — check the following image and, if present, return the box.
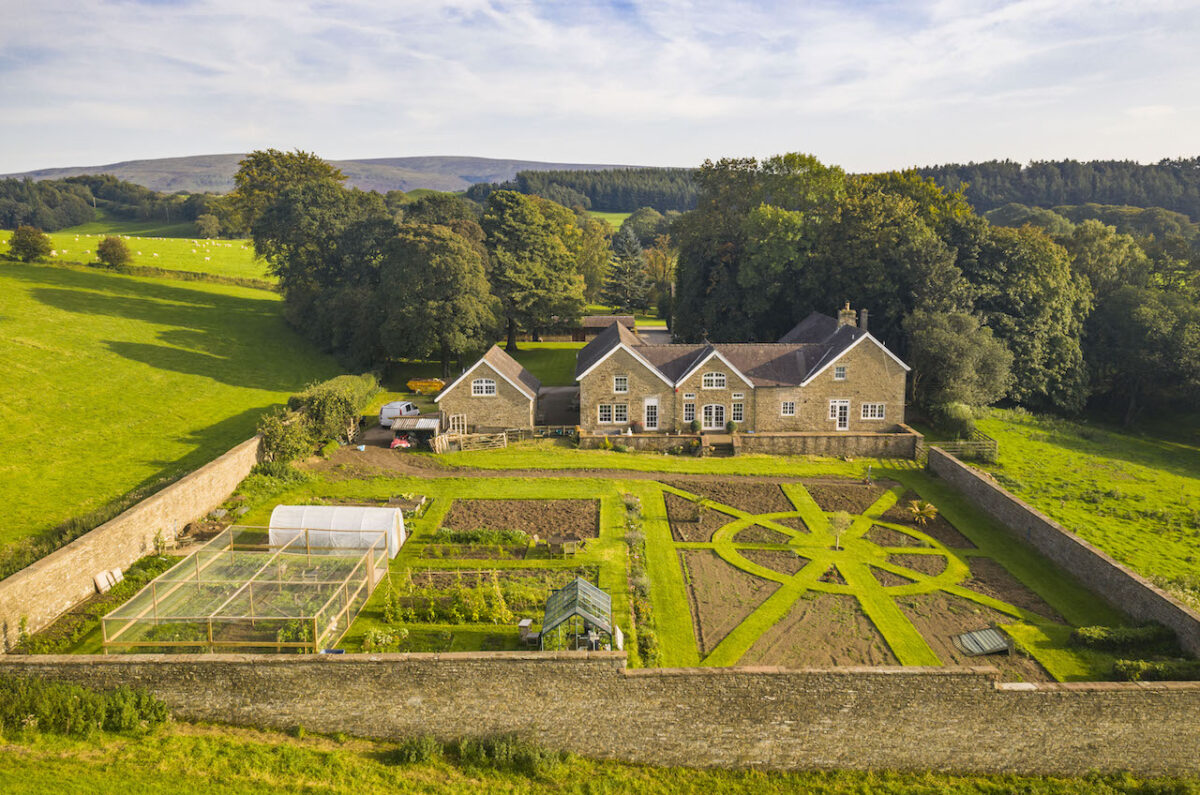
[540,578,624,652]
[102,523,390,654]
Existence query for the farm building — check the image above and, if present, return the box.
[434,345,541,432]
[572,315,636,341]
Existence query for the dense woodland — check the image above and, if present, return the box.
[466,167,698,212]
[0,175,221,231]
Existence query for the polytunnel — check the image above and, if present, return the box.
[269,505,404,559]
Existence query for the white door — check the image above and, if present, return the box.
[702,404,725,430]
[644,397,659,430]
[830,400,850,431]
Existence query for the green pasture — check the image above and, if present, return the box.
[584,303,668,327]
[976,408,1200,605]
[0,261,337,550]
[2,725,1192,794]
[1,228,269,281]
[58,214,200,238]
[587,210,632,229]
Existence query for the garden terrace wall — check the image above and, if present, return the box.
[577,431,700,452]
[4,653,1200,775]
[928,447,1200,656]
[735,425,922,458]
[0,436,261,651]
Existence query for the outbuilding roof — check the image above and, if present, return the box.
[581,315,635,329]
[435,345,541,402]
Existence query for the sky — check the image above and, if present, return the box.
[1,0,1197,174]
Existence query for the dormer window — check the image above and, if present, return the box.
[834,365,846,381]
[613,375,629,394]
[471,378,496,396]
[702,372,726,389]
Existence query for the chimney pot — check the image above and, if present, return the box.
[837,304,857,328]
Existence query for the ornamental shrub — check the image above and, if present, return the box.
[689,419,701,433]
[1113,658,1200,681]
[1070,624,1178,654]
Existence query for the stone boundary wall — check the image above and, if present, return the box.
[736,424,922,458]
[0,436,262,651]
[3,653,1200,775]
[577,432,698,452]
[928,446,1200,656]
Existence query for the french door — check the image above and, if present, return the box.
[830,399,850,431]
[644,398,659,430]
[702,404,725,430]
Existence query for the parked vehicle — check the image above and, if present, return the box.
[379,400,420,428]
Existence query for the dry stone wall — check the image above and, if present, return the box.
[0,436,261,651]
[737,426,921,458]
[928,447,1200,656]
[3,653,1200,775]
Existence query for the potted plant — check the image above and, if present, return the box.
[689,419,701,434]
[726,420,739,434]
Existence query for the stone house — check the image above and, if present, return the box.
[575,305,909,434]
[434,345,541,432]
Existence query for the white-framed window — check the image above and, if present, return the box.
[861,403,886,420]
[471,378,496,396]
[613,375,628,394]
[613,403,629,423]
[598,404,613,423]
[830,399,850,430]
[683,403,695,422]
[834,365,846,380]
[781,401,796,417]
[701,372,726,389]
[731,402,744,423]
[732,392,744,400]
[702,404,726,430]
[683,393,696,401]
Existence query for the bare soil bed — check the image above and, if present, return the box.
[741,549,807,576]
[665,493,728,542]
[734,525,793,544]
[420,543,528,560]
[960,558,1064,622]
[442,499,599,541]
[660,479,795,515]
[881,492,976,548]
[803,481,888,514]
[865,524,927,548]
[870,566,919,587]
[741,592,898,667]
[888,552,949,577]
[896,591,1052,681]
[681,550,779,655]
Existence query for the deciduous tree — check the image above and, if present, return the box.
[7,225,51,262]
[96,235,132,268]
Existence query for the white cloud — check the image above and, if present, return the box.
[0,0,1197,173]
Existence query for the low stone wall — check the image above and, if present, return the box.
[3,653,1200,775]
[737,425,922,458]
[578,432,699,452]
[0,436,262,651]
[928,447,1200,656]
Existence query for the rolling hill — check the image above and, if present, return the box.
[2,154,640,195]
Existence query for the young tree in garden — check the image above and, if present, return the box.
[96,235,132,268]
[7,225,51,261]
[829,511,852,551]
[903,309,1013,413]
[379,225,497,378]
[602,225,652,312]
[482,190,585,350]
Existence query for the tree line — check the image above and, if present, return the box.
[0,174,223,232]
[466,168,698,212]
[916,159,1200,220]
[672,155,1200,426]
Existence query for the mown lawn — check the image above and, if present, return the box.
[586,210,632,229]
[976,408,1200,606]
[2,723,1193,794]
[0,261,338,549]
[1,228,270,282]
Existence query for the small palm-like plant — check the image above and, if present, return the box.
[907,499,939,526]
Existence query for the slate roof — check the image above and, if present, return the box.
[482,345,541,398]
[581,315,635,329]
[575,311,885,387]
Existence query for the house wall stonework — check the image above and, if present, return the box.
[438,361,533,431]
[789,341,907,433]
[580,348,675,433]
[674,358,755,431]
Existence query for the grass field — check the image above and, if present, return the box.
[1,228,270,282]
[0,261,338,550]
[976,408,1200,606]
[3,723,1192,794]
[56,214,200,238]
[587,210,632,228]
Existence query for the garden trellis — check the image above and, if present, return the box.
[102,524,390,654]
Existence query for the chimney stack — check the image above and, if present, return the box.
[858,308,869,332]
[837,302,857,328]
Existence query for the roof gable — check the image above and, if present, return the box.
[675,346,755,388]
[435,345,540,402]
[799,329,910,385]
[779,311,839,344]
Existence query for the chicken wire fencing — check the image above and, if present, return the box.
[102,526,389,654]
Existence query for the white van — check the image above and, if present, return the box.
[379,400,420,428]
